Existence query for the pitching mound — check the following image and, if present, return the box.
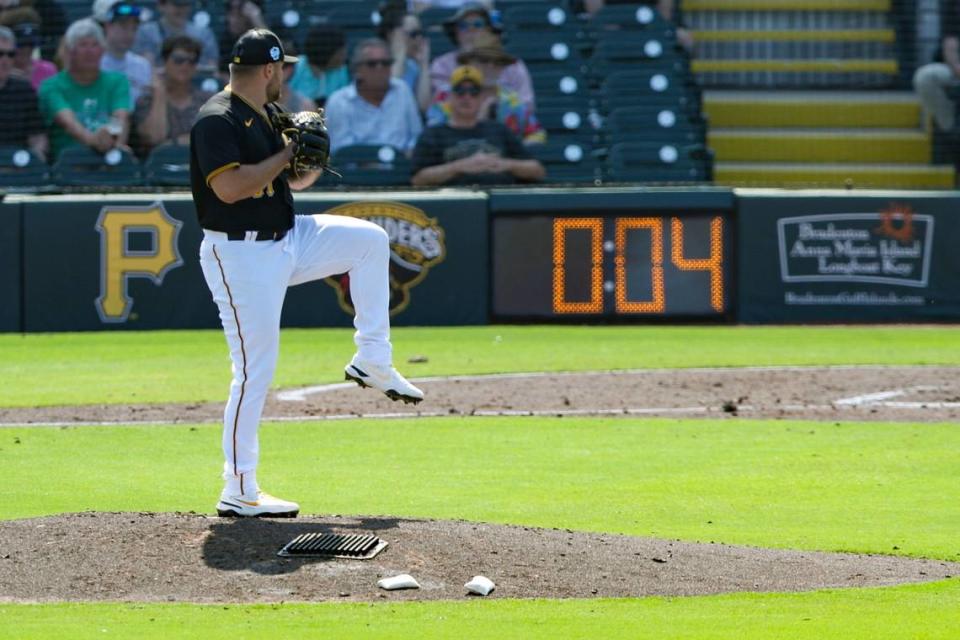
[0,513,955,603]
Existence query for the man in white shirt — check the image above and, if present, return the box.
[324,38,423,154]
[93,0,151,105]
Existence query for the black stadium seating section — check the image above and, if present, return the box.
[7,0,709,189]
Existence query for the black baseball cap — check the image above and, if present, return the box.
[11,23,39,47]
[231,29,297,65]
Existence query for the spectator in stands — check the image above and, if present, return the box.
[580,0,694,53]
[411,65,544,186]
[133,35,210,155]
[278,40,316,113]
[0,0,66,60]
[431,3,534,109]
[0,26,47,160]
[324,38,423,154]
[218,0,265,73]
[378,3,432,113]
[133,0,217,69]
[436,33,547,144]
[427,31,544,144]
[287,25,349,107]
[94,0,151,105]
[39,18,130,159]
[913,2,960,134]
[6,19,56,90]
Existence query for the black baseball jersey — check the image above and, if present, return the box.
[190,90,294,233]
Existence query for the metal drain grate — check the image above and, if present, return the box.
[277,533,388,559]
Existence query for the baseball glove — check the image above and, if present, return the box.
[270,108,333,178]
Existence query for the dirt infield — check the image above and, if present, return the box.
[2,366,957,603]
[1,365,958,426]
[0,513,956,603]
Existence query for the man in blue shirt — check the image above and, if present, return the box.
[323,38,423,155]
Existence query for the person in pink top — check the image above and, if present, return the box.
[429,2,535,110]
[10,20,56,90]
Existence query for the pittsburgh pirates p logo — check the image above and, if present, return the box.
[95,202,183,323]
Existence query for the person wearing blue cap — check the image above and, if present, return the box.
[93,0,151,105]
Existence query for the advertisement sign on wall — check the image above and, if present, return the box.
[738,193,960,322]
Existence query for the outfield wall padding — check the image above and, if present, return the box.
[0,201,20,332]
[2,187,959,331]
[10,192,487,332]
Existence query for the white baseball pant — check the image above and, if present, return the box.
[199,213,392,493]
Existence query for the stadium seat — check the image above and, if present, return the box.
[536,107,599,144]
[605,141,711,183]
[497,0,572,13]
[330,144,411,186]
[587,39,687,81]
[602,106,706,144]
[327,3,383,31]
[501,4,584,43]
[57,0,95,24]
[0,146,49,189]
[530,139,599,184]
[192,1,225,43]
[599,69,701,113]
[193,74,223,94]
[531,69,592,110]
[263,0,304,30]
[418,6,457,30]
[505,38,586,75]
[586,3,673,36]
[144,143,190,187]
[52,146,142,187]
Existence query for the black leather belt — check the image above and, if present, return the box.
[226,230,288,242]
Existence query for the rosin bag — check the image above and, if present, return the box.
[464,575,495,596]
[377,574,421,590]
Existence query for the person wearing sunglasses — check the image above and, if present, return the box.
[133,35,210,154]
[411,65,544,187]
[377,3,431,113]
[0,25,48,162]
[38,18,131,159]
[323,38,423,155]
[431,3,534,110]
[7,18,57,91]
[93,0,151,105]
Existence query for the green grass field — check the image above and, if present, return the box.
[1,326,959,639]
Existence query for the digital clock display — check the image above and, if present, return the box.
[492,213,733,318]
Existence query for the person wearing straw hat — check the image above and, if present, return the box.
[426,31,544,145]
[429,3,534,109]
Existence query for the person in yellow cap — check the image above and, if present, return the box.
[411,65,544,186]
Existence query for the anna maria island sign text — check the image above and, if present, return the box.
[777,213,933,287]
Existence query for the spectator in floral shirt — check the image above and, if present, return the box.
[426,32,544,144]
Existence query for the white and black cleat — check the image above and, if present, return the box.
[216,491,299,518]
[344,356,424,405]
